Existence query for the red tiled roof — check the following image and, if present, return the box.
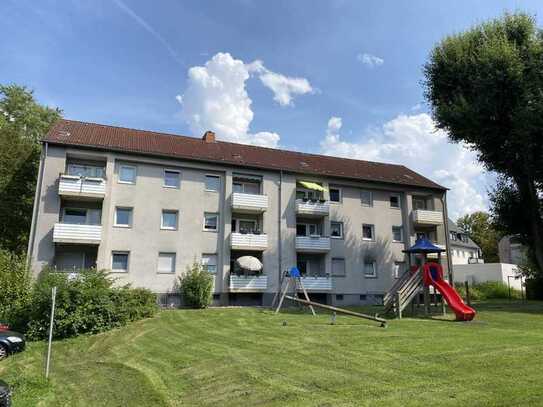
[44,119,447,191]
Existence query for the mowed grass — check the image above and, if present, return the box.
[2,301,543,406]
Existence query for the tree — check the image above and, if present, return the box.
[456,211,501,263]
[424,13,543,273]
[0,85,61,254]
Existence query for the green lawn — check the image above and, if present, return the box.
[1,301,543,406]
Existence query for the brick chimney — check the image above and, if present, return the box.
[202,130,216,143]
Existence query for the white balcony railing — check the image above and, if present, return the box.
[232,193,268,213]
[58,175,106,199]
[295,236,331,252]
[298,276,332,291]
[231,232,268,251]
[53,223,102,244]
[295,199,330,217]
[230,275,268,291]
[411,209,443,225]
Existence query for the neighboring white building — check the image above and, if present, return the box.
[448,219,483,265]
[453,263,523,291]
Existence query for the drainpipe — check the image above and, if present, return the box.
[26,142,47,268]
[278,170,283,291]
[441,191,454,284]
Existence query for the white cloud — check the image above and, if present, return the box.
[247,60,313,106]
[320,113,489,219]
[357,53,384,68]
[178,52,280,148]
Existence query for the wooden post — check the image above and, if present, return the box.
[396,291,402,319]
[464,281,471,306]
[297,277,316,316]
[275,279,291,314]
[423,285,430,316]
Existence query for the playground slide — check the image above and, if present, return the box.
[423,263,476,321]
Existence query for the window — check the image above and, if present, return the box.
[336,294,344,301]
[360,294,367,301]
[161,210,178,230]
[362,224,375,241]
[111,251,129,272]
[62,208,101,225]
[360,190,373,207]
[364,261,376,278]
[296,259,308,276]
[163,170,180,188]
[392,226,403,242]
[330,187,341,203]
[232,219,258,234]
[114,207,132,227]
[157,252,176,273]
[416,232,427,241]
[331,222,343,239]
[205,175,221,192]
[119,165,136,184]
[67,163,105,178]
[449,231,457,241]
[296,223,320,236]
[412,196,427,210]
[202,254,217,273]
[390,194,401,209]
[204,213,218,231]
[393,262,406,279]
[332,258,346,276]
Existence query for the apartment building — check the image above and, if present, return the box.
[448,219,483,264]
[28,119,450,306]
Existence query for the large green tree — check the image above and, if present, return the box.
[424,13,543,273]
[0,85,61,254]
[456,211,501,263]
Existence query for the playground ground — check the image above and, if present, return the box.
[1,300,542,406]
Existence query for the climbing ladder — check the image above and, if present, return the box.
[382,269,424,318]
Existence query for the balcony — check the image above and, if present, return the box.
[298,276,332,291]
[231,192,268,213]
[58,175,106,199]
[295,199,329,217]
[53,223,102,245]
[230,275,268,292]
[411,209,443,226]
[295,236,331,253]
[231,232,268,251]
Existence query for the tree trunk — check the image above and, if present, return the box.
[515,176,543,273]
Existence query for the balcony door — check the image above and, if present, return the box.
[62,208,102,225]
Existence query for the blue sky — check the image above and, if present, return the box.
[1,0,541,218]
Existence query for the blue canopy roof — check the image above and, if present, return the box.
[403,238,445,253]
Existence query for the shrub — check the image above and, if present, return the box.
[179,262,213,308]
[23,268,157,340]
[454,281,522,301]
[0,250,32,325]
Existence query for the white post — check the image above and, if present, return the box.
[45,286,57,379]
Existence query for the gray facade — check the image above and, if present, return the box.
[28,141,450,306]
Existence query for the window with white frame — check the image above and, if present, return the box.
[201,254,217,273]
[205,175,221,192]
[62,208,101,225]
[332,258,346,276]
[412,196,428,210]
[233,180,260,194]
[67,163,105,178]
[329,187,341,203]
[161,210,178,230]
[296,223,321,237]
[157,252,176,273]
[231,218,258,234]
[331,221,343,239]
[111,251,129,272]
[392,226,403,242]
[364,261,377,278]
[163,169,180,188]
[389,194,401,209]
[114,207,133,227]
[393,261,406,279]
[360,190,373,207]
[119,165,136,184]
[362,224,375,241]
[204,213,219,231]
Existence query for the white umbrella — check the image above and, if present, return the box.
[235,256,263,272]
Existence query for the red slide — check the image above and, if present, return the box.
[422,263,476,321]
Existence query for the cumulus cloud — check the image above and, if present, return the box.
[247,60,313,106]
[357,53,384,68]
[178,52,280,147]
[320,113,489,218]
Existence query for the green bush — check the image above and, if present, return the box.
[179,262,213,308]
[23,268,157,340]
[454,281,522,301]
[0,250,32,324]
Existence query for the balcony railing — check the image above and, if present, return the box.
[298,276,332,291]
[232,192,268,213]
[295,236,331,252]
[411,209,443,226]
[58,174,106,199]
[53,223,102,245]
[231,232,268,251]
[295,199,329,217]
[230,275,268,291]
